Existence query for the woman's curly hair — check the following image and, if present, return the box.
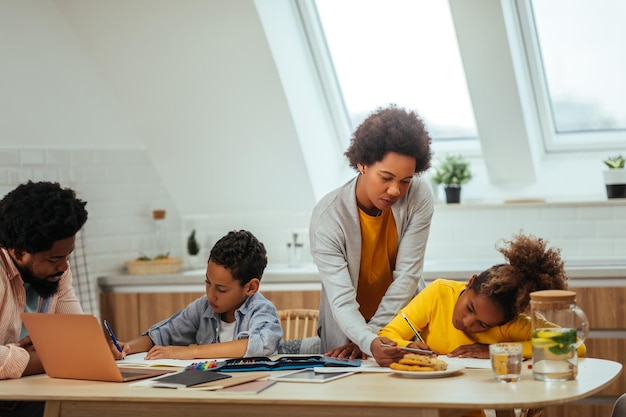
[344,104,432,175]
[0,181,88,253]
[468,232,568,322]
[209,230,267,285]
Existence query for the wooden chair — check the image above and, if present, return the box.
[278,309,319,341]
[490,407,543,417]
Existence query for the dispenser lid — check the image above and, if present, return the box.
[529,290,576,302]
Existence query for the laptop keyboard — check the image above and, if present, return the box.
[121,371,147,378]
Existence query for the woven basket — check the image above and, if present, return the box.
[125,258,183,275]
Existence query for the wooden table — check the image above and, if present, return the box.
[0,358,621,417]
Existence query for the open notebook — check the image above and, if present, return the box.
[21,313,172,382]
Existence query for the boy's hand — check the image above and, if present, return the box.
[145,345,192,360]
[109,340,130,360]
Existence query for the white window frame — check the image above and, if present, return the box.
[299,0,483,157]
[515,0,626,153]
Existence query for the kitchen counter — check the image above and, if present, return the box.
[98,259,626,293]
[98,263,321,293]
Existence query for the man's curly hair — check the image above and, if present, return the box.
[468,232,568,323]
[344,104,432,175]
[0,181,88,253]
[209,230,267,285]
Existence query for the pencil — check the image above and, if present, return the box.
[401,312,425,344]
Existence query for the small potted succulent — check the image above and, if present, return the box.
[431,154,473,204]
[603,155,626,199]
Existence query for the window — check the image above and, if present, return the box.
[519,0,626,151]
[257,0,625,201]
[312,0,478,145]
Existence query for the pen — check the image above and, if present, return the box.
[380,343,436,356]
[104,319,123,355]
[401,312,425,344]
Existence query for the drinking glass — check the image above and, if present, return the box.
[490,342,523,383]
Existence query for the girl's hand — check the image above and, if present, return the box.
[407,341,435,354]
[448,343,490,359]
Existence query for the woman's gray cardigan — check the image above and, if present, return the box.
[309,176,434,356]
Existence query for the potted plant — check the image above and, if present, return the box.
[603,155,626,199]
[187,229,200,256]
[431,154,473,204]
[186,229,204,269]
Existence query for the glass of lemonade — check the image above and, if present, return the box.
[490,342,523,383]
[529,290,588,382]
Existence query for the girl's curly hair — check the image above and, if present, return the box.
[468,232,568,322]
[344,104,432,175]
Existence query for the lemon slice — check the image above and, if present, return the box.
[532,337,557,348]
[536,330,563,339]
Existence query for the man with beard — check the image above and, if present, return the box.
[0,181,88,417]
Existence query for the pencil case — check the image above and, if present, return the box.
[185,355,361,372]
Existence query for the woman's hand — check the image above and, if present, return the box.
[370,337,406,366]
[448,343,490,359]
[325,342,365,359]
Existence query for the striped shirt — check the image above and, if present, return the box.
[0,248,83,379]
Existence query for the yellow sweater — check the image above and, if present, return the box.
[379,279,586,359]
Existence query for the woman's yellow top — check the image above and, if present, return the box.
[356,208,397,321]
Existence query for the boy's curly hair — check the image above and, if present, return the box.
[0,181,88,253]
[344,104,432,175]
[209,230,267,285]
[469,232,568,322]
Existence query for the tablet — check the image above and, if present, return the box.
[269,368,356,383]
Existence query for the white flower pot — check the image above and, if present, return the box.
[603,169,626,198]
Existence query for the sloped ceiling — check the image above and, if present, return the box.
[54,0,316,215]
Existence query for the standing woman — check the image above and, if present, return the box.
[309,104,434,365]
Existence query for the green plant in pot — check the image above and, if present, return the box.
[431,154,473,204]
[187,230,200,255]
[186,229,204,269]
[603,155,626,199]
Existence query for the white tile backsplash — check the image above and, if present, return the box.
[1,148,625,281]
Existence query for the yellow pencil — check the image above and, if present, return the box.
[401,312,425,344]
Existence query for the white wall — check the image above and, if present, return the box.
[54,0,316,215]
[0,0,142,149]
[426,201,626,266]
[0,0,317,276]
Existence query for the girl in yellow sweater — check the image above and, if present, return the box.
[378,232,585,360]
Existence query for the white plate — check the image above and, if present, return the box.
[391,363,465,378]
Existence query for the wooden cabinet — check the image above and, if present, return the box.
[100,289,320,342]
[543,287,626,417]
